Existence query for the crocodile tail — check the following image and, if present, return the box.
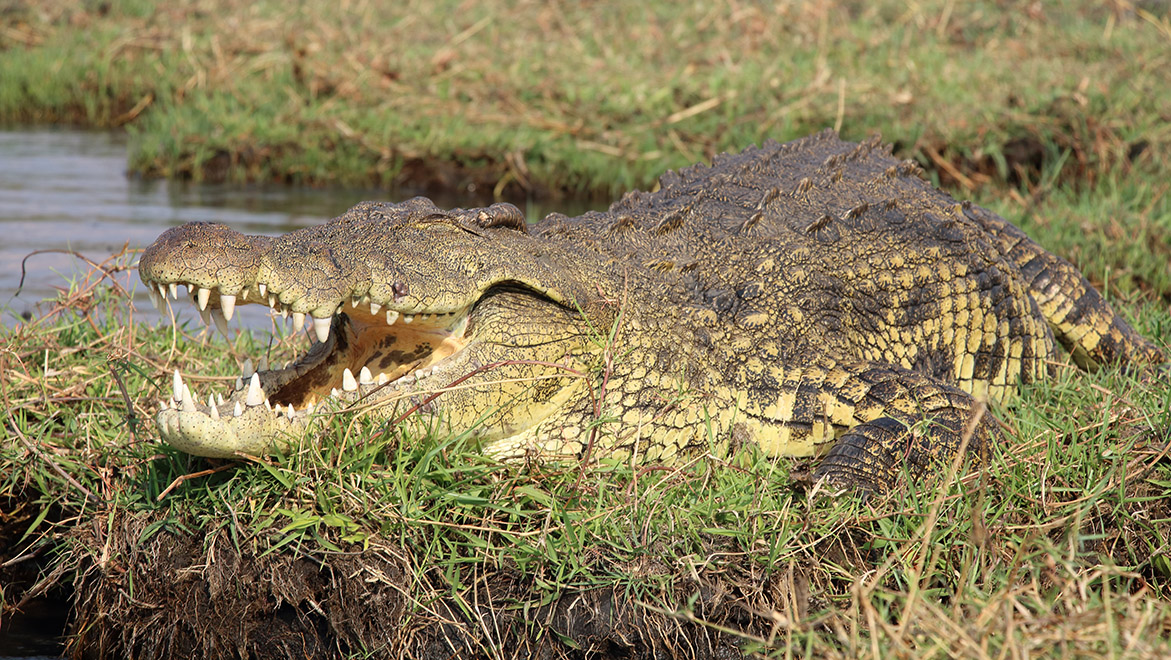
[963,204,1164,370]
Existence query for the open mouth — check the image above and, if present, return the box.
[147,280,473,457]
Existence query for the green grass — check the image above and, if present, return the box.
[1,209,1170,657]
[2,1,1169,195]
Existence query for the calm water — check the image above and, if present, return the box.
[0,128,604,327]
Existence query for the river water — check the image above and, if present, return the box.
[0,128,606,657]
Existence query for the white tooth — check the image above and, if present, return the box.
[217,393,225,405]
[168,282,178,299]
[264,399,272,412]
[313,316,331,343]
[147,288,163,311]
[198,307,211,327]
[403,314,414,324]
[173,369,183,402]
[211,309,229,336]
[208,394,219,420]
[182,384,196,412]
[235,376,243,390]
[351,296,361,309]
[283,361,291,370]
[246,373,264,406]
[370,302,381,315]
[292,312,305,333]
[197,287,211,311]
[159,399,169,411]
[286,404,295,419]
[258,356,269,372]
[331,388,340,398]
[241,288,248,301]
[242,359,254,379]
[157,283,168,300]
[359,366,373,385]
[220,294,236,321]
[259,283,267,297]
[306,402,314,414]
[343,368,358,391]
[386,310,399,325]
[234,402,243,417]
[268,294,276,308]
[280,307,288,320]
[377,373,389,385]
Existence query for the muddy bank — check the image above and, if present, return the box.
[66,508,804,659]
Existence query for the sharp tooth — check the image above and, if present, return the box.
[359,366,373,385]
[286,404,296,419]
[157,283,168,300]
[258,356,269,372]
[403,314,414,324]
[182,384,196,412]
[208,394,219,420]
[217,393,225,405]
[259,283,267,297]
[242,359,254,379]
[377,372,389,385]
[386,310,399,325]
[268,294,276,308]
[306,402,314,414]
[241,289,248,301]
[234,402,243,417]
[159,399,169,411]
[235,376,243,390]
[280,307,288,320]
[246,373,264,406]
[173,369,183,402]
[331,387,340,398]
[147,288,163,311]
[220,294,236,321]
[211,309,229,337]
[197,287,211,311]
[168,282,178,299]
[264,399,272,412]
[292,312,305,333]
[370,302,381,315]
[351,296,361,309]
[343,368,358,391]
[198,307,211,327]
[313,316,331,343]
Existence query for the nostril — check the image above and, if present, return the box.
[392,281,409,300]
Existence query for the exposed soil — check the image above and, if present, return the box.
[65,508,808,660]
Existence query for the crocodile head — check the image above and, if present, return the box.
[139,197,599,458]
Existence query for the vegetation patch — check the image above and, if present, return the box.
[1,203,1170,657]
[2,1,1169,196]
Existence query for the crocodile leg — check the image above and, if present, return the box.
[740,361,999,493]
[964,205,1164,369]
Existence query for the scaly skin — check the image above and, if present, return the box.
[138,131,1164,491]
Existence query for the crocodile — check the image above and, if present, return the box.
[138,131,1164,491]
